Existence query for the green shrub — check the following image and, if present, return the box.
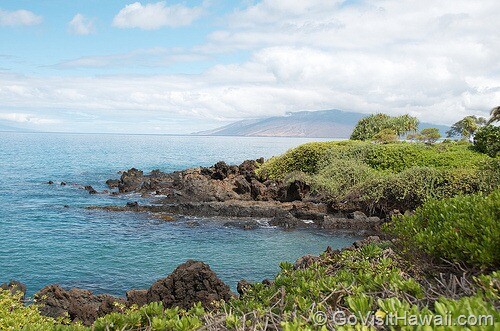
[478,158,500,192]
[259,141,489,180]
[385,190,500,268]
[320,142,487,173]
[372,128,398,143]
[93,302,204,331]
[259,140,495,212]
[0,289,85,331]
[311,159,377,198]
[257,141,341,179]
[474,125,500,157]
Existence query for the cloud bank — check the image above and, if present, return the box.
[1,0,499,133]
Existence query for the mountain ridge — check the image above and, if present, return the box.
[193,109,450,138]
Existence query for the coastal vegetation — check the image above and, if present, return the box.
[349,114,419,141]
[446,116,487,141]
[1,112,498,330]
[257,140,498,214]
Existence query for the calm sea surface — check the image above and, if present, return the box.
[0,132,358,296]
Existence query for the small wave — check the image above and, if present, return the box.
[256,219,276,229]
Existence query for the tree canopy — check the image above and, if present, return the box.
[446,115,487,141]
[350,113,419,141]
[409,127,441,144]
[487,106,500,125]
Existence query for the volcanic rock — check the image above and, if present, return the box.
[146,260,232,309]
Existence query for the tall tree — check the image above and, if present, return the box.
[350,113,419,141]
[417,128,441,144]
[446,116,487,141]
[487,106,500,124]
[390,114,419,136]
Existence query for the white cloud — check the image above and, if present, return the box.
[68,14,95,35]
[0,8,42,26]
[54,48,209,68]
[112,1,203,30]
[0,112,60,124]
[2,0,500,133]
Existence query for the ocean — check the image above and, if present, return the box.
[0,132,358,296]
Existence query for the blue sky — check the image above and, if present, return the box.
[0,0,499,133]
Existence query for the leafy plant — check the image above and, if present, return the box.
[385,190,500,268]
[446,115,487,141]
[350,114,419,141]
[474,125,500,157]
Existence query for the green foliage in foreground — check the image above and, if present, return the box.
[386,190,500,268]
[2,246,499,330]
[0,290,85,331]
[93,302,204,331]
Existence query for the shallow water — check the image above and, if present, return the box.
[0,132,358,296]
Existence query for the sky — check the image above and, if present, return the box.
[0,0,499,134]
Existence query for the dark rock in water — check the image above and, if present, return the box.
[269,213,302,229]
[223,220,259,230]
[1,280,26,300]
[35,285,125,326]
[126,289,148,307]
[84,185,97,194]
[105,179,120,189]
[294,255,320,270]
[119,168,144,193]
[147,260,232,310]
[60,182,66,186]
[237,279,251,295]
[126,201,139,208]
[47,181,54,185]
[321,214,381,231]
[64,205,69,208]
[186,221,200,227]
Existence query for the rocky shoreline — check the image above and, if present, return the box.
[82,159,384,234]
[9,159,388,325]
[1,236,381,326]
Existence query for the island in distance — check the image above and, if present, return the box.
[193,109,450,138]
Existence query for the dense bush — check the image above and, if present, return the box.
[311,159,376,197]
[257,141,340,179]
[474,125,500,157]
[386,190,500,268]
[258,140,496,213]
[259,141,490,180]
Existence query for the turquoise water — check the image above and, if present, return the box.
[0,132,358,297]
